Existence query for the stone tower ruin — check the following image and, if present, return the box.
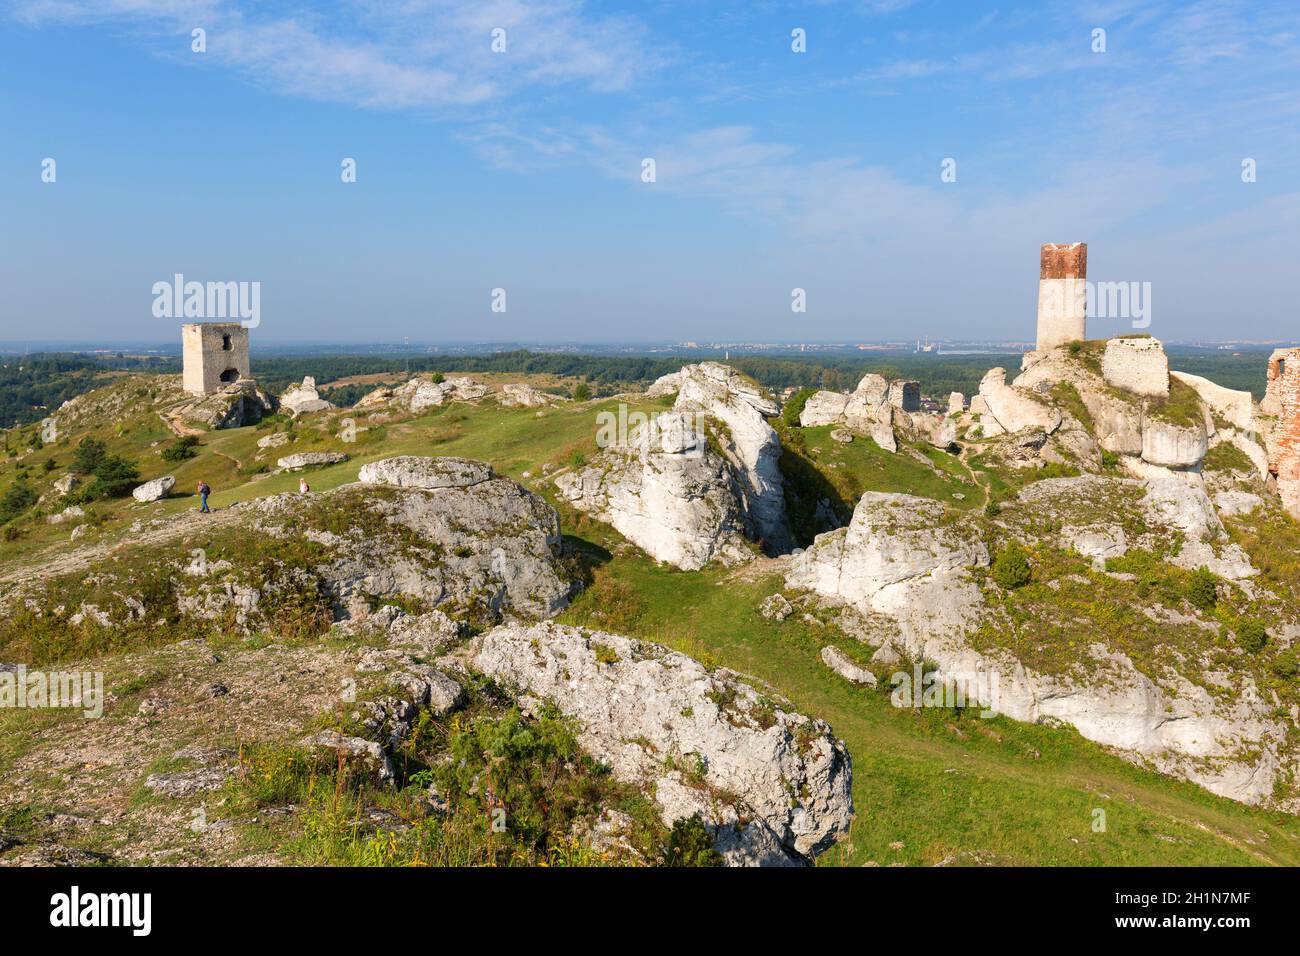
[1035,242,1087,351]
[182,323,250,396]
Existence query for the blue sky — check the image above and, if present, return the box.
[1,0,1297,344]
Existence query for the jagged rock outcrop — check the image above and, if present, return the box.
[799,374,911,453]
[1171,370,1255,431]
[555,413,751,570]
[177,378,276,429]
[279,376,334,415]
[787,493,989,619]
[799,391,850,427]
[645,371,681,398]
[358,376,490,413]
[673,363,792,553]
[471,622,853,866]
[973,368,1062,437]
[500,383,564,408]
[787,479,1282,807]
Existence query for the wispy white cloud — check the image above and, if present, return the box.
[8,0,661,109]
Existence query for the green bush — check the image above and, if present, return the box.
[85,455,140,500]
[1236,618,1268,654]
[660,814,722,867]
[1186,567,1218,611]
[992,542,1032,589]
[1271,650,1298,679]
[161,434,201,462]
[782,388,815,427]
[572,382,591,401]
[71,436,108,474]
[0,479,38,525]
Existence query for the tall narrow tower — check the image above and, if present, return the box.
[1035,242,1087,350]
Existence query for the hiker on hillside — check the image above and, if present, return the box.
[197,480,211,513]
[299,478,310,494]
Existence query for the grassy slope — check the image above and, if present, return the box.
[4,376,1300,865]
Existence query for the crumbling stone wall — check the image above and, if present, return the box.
[182,323,250,396]
[1264,348,1300,516]
[1102,336,1169,398]
[1036,242,1087,351]
[887,380,920,413]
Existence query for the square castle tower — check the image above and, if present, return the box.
[182,323,250,396]
[1036,242,1087,350]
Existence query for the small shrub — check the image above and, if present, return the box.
[1186,567,1218,611]
[0,479,38,525]
[991,542,1032,589]
[659,814,722,867]
[572,382,591,401]
[984,500,1002,518]
[161,435,201,462]
[1235,618,1267,654]
[782,388,814,427]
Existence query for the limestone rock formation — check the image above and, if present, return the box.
[177,378,276,429]
[500,383,564,408]
[799,390,850,427]
[471,622,854,866]
[787,492,989,619]
[672,363,792,553]
[786,476,1281,807]
[359,456,493,490]
[555,413,752,570]
[820,646,877,686]
[279,376,335,416]
[645,371,682,398]
[277,451,348,471]
[974,368,1062,437]
[358,376,491,413]
[131,475,175,503]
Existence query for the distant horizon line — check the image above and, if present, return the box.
[2,338,1297,352]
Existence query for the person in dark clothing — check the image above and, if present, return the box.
[197,480,211,513]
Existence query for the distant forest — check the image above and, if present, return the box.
[0,347,1273,428]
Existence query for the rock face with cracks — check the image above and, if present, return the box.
[471,622,853,866]
[673,363,793,554]
[554,414,751,570]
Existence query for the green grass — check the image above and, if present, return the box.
[558,553,1300,866]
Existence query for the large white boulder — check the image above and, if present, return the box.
[555,413,752,570]
[359,456,494,490]
[472,622,853,866]
[799,390,850,427]
[132,475,175,502]
[976,368,1062,436]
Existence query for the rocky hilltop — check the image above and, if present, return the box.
[3,338,1300,868]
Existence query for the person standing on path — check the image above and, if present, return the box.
[197,480,211,513]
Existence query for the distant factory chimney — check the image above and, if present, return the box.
[1036,242,1087,350]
